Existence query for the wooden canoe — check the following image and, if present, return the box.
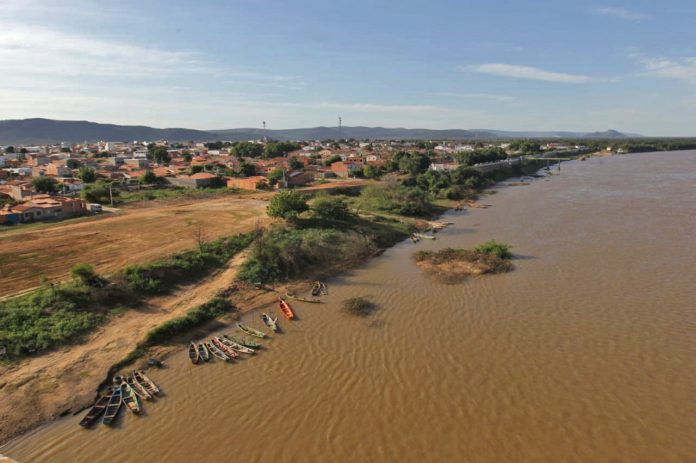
[133,370,160,396]
[127,374,151,401]
[188,342,200,364]
[198,343,211,362]
[79,390,111,427]
[311,281,322,296]
[236,323,267,338]
[277,298,295,320]
[261,312,279,332]
[218,336,255,354]
[212,337,239,359]
[206,342,230,361]
[103,387,123,425]
[120,382,141,414]
[223,334,260,349]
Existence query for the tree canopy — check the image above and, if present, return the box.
[267,191,309,220]
[32,176,58,193]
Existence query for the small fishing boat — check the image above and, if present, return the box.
[120,382,141,414]
[277,298,294,320]
[133,370,160,396]
[79,390,112,427]
[223,334,260,349]
[212,337,239,359]
[311,281,322,296]
[147,358,164,368]
[413,233,436,240]
[410,234,420,243]
[219,335,255,354]
[126,374,152,401]
[188,342,200,364]
[198,343,211,362]
[285,293,321,304]
[206,341,230,361]
[236,322,267,338]
[103,387,123,425]
[262,312,279,331]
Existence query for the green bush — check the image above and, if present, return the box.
[311,196,351,222]
[341,297,377,317]
[475,240,513,259]
[357,185,431,216]
[70,263,106,287]
[144,297,232,345]
[267,190,309,220]
[122,232,255,294]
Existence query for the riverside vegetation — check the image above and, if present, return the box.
[0,156,540,361]
[413,240,514,283]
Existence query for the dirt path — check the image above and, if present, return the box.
[0,251,261,445]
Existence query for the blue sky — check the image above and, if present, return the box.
[1,0,695,135]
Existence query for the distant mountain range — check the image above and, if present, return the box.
[0,118,643,144]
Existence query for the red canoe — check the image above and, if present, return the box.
[278,298,295,320]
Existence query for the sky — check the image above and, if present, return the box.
[1,0,695,135]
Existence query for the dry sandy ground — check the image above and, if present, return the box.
[0,250,302,445]
[0,195,270,298]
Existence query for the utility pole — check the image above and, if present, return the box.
[338,116,342,141]
[262,121,267,142]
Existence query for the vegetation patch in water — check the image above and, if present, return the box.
[342,297,377,317]
[413,242,513,283]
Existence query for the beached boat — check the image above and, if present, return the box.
[103,387,122,425]
[410,234,420,243]
[198,343,210,362]
[126,374,151,401]
[223,334,260,349]
[285,293,322,304]
[206,342,230,361]
[261,312,279,331]
[133,370,160,396]
[236,322,267,338]
[277,298,294,320]
[413,233,436,240]
[212,337,239,359]
[120,382,141,414]
[188,342,200,364]
[218,335,255,354]
[79,390,112,427]
[311,281,328,296]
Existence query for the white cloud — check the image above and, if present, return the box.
[430,92,514,102]
[591,6,648,21]
[462,63,591,83]
[637,56,696,85]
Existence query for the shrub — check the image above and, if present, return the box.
[267,190,309,220]
[144,297,232,345]
[311,196,351,222]
[475,240,513,259]
[70,263,106,287]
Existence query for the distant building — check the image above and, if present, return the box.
[227,176,268,191]
[331,161,363,178]
[166,172,218,188]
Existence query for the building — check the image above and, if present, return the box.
[227,176,268,191]
[429,162,459,172]
[331,161,363,178]
[166,172,218,188]
[285,170,314,187]
[6,195,87,223]
[45,163,73,177]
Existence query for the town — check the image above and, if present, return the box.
[0,137,587,225]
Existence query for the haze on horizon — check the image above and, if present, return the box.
[1,0,695,136]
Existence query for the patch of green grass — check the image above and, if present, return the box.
[119,186,241,204]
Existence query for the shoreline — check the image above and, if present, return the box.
[0,161,552,447]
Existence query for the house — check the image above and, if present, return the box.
[285,170,314,187]
[429,162,459,172]
[45,163,72,177]
[227,176,268,191]
[331,161,363,178]
[0,206,20,225]
[166,172,218,188]
[12,195,88,222]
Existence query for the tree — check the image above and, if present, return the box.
[398,152,430,176]
[141,170,158,184]
[60,147,72,153]
[148,146,170,165]
[322,154,342,166]
[363,164,382,179]
[190,165,204,175]
[264,141,301,158]
[267,191,309,220]
[5,146,14,153]
[311,197,350,222]
[66,158,81,169]
[238,162,256,177]
[77,167,96,183]
[32,176,58,193]
[267,168,285,186]
[81,181,118,204]
[231,141,264,158]
[182,152,192,162]
[288,157,304,170]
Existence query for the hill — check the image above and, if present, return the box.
[0,118,642,144]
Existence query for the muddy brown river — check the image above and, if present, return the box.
[3,151,695,462]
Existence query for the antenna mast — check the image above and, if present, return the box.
[262,121,267,142]
[338,116,342,141]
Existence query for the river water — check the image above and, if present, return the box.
[3,151,696,462]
